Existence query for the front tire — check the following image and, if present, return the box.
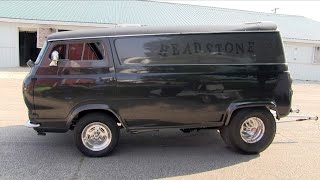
[74,113,120,157]
[220,108,276,154]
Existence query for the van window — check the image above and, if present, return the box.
[51,41,105,61]
[114,33,285,65]
[51,44,67,60]
[68,43,83,60]
[83,42,104,60]
[35,41,48,64]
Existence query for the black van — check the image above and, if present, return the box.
[23,22,292,157]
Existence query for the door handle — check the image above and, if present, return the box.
[100,76,115,82]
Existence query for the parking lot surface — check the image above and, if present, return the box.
[0,70,319,179]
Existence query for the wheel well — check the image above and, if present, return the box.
[70,109,122,130]
[225,106,273,125]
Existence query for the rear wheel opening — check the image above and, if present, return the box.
[74,113,120,157]
[220,108,276,154]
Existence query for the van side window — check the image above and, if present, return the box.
[114,33,284,65]
[51,41,105,61]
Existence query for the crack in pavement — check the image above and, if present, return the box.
[70,155,85,180]
[276,132,296,143]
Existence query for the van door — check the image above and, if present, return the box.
[112,65,226,129]
[33,39,116,128]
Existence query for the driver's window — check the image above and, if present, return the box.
[50,41,105,61]
[39,41,108,73]
[51,44,66,59]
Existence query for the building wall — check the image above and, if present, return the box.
[0,22,19,67]
[283,41,320,81]
[288,63,320,81]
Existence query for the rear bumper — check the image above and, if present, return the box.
[25,119,69,133]
[25,120,40,128]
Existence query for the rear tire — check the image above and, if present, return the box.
[220,108,276,154]
[74,113,120,157]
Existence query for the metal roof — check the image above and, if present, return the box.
[1,0,320,41]
[47,22,278,41]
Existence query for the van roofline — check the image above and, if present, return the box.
[47,21,278,41]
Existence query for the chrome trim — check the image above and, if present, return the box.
[240,117,265,143]
[25,120,40,128]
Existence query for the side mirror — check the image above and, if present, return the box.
[49,50,59,67]
[26,59,34,68]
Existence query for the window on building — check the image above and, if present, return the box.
[51,41,105,61]
[314,47,320,64]
[58,29,70,32]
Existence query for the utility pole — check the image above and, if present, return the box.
[271,8,279,14]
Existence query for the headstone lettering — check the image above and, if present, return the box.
[158,41,256,57]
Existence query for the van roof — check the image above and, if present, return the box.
[47,21,277,41]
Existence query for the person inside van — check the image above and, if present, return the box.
[51,44,66,59]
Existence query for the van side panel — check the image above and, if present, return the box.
[112,32,291,129]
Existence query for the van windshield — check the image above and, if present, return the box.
[35,41,48,65]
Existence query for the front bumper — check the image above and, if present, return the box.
[25,120,40,128]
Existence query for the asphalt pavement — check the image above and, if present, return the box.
[1,121,320,180]
[0,126,255,179]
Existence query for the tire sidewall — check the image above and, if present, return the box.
[74,113,119,157]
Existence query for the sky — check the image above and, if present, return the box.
[158,1,320,22]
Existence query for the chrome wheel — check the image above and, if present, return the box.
[81,122,112,151]
[240,117,265,143]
